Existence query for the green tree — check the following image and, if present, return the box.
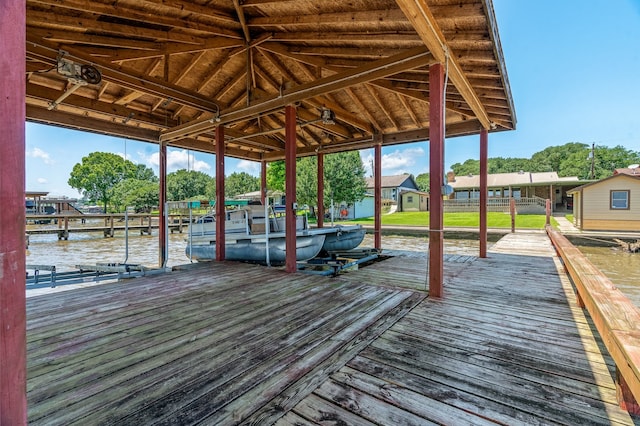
[133,163,158,182]
[68,152,139,212]
[112,179,159,212]
[529,142,587,173]
[225,172,260,198]
[558,144,640,179]
[324,151,367,208]
[266,160,285,192]
[296,156,318,214]
[166,169,215,201]
[415,173,430,192]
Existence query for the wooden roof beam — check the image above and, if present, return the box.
[161,46,434,143]
[26,39,221,113]
[395,0,492,129]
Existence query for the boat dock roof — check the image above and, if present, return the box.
[26,233,636,424]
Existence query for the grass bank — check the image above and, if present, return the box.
[346,211,557,229]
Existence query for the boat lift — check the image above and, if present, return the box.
[297,248,381,277]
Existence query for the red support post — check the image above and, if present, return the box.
[510,197,516,233]
[374,143,382,249]
[159,142,167,266]
[215,125,226,261]
[428,63,445,297]
[479,129,488,258]
[317,153,324,228]
[545,199,551,226]
[285,106,298,273]
[0,0,27,422]
[261,160,267,206]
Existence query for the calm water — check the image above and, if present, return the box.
[576,245,640,308]
[25,231,639,308]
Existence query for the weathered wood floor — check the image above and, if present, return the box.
[26,233,637,424]
[26,262,423,425]
[281,233,636,425]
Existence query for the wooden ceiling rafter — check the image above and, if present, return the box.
[395,0,492,129]
[364,83,401,132]
[160,46,435,143]
[24,0,515,161]
[345,87,384,132]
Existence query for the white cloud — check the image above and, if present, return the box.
[361,147,426,176]
[236,160,260,175]
[142,149,211,173]
[37,177,48,184]
[27,147,54,164]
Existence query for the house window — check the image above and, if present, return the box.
[407,196,413,203]
[610,190,630,210]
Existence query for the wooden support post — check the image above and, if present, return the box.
[285,105,297,273]
[159,141,167,266]
[317,153,324,228]
[429,63,445,297]
[479,129,488,258]
[545,199,551,226]
[215,125,225,261]
[261,160,267,206]
[617,369,640,416]
[510,197,516,233]
[374,143,382,249]
[0,0,27,422]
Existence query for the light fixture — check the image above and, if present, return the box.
[321,108,335,125]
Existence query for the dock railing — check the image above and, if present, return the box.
[547,226,640,415]
[444,197,546,213]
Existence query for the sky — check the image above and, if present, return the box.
[25,0,640,198]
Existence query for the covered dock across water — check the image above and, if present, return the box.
[3,1,518,420]
[25,233,638,424]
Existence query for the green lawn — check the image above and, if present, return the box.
[347,211,557,229]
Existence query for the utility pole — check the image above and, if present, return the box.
[590,143,595,179]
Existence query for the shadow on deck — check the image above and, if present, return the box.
[26,233,638,425]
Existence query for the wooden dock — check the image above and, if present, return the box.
[25,213,190,239]
[26,233,637,424]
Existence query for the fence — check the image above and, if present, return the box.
[444,197,547,213]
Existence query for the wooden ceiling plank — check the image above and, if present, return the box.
[28,0,242,39]
[27,9,205,45]
[109,38,243,63]
[26,39,222,113]
[345,87,384,132]
[395,0,491,129]
[161,46,434,142]
[27,83,176,128]
[397,92,420,127]
[364,83,400,131]
[172,51,206,85]
[248,9,408,27]
[27,104,161,142]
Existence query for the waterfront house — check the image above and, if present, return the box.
[365,174,420,203]
[568,173,640,231]
[447,171,583,213]
[399,190,429,212]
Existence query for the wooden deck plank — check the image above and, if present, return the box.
[286,233,636,425]
[25,232,637,425]
[26,261,420,425]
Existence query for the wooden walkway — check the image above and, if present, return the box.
[26,233,637,424]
